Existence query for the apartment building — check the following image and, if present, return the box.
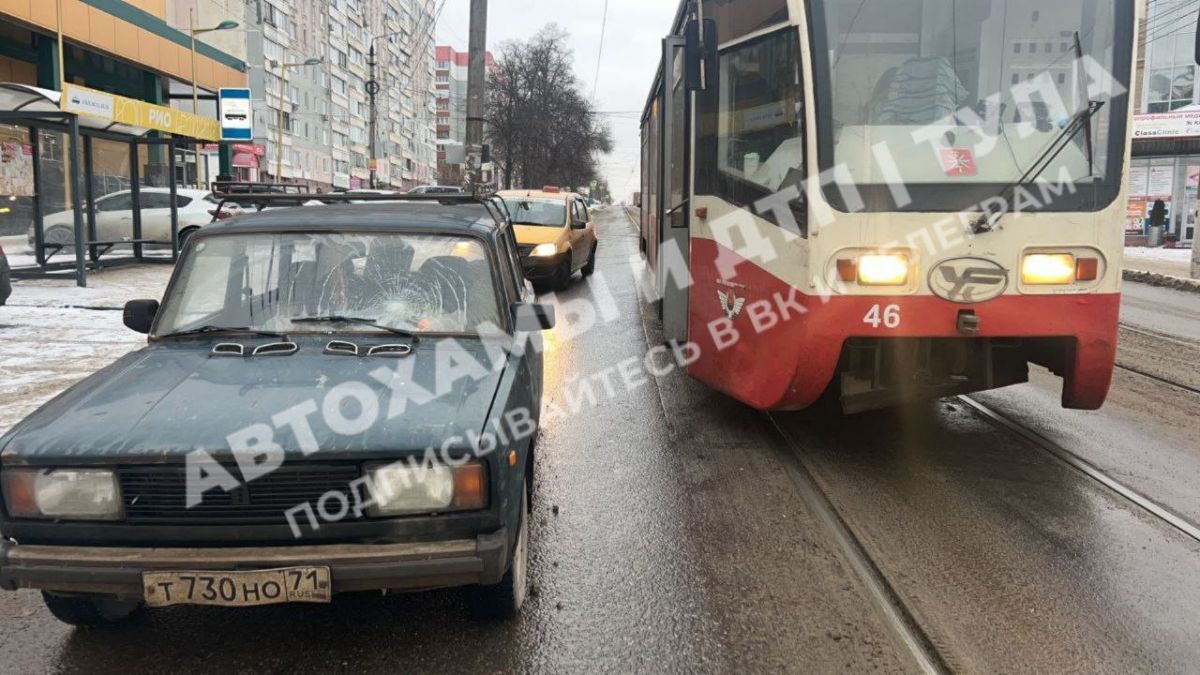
[248,0,439,191]
[434,44,493,186]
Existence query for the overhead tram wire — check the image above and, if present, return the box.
[1143,1,1200,43]
[593,0,609,101]
[1142,0,1199,34]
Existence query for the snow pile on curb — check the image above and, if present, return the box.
[1123,269,1200,294]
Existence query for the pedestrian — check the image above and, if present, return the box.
[1149,199,1167,246]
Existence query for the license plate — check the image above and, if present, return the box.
[142,567,332,608]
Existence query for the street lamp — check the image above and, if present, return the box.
[366,32,407,189]
[273,57,323,182]
[184,11,238,188]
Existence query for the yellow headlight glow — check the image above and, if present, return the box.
[856,254,910,286]
[1022,254,1076,285]
[531,243,558,257]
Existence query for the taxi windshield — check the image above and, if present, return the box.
[510,198,567,227]
[154,232,501,336]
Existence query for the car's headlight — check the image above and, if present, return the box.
[531,243,558,257]
[1021,253,1076,285]
[1,468,123,520]
[365,461,486,516]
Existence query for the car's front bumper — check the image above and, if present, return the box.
[520,251,568,281]
[0,529,509,599]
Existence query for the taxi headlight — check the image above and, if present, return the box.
[1022,254,1076,285]
[366,461,486,516]
[531,243,558,257]
[855,254,911,286]
[1,468,122,520]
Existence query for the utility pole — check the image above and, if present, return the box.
[465,0,487,194]
[367,42,380,189]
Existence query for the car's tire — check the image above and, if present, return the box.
[552,257,571,291]
[43,225,76,254]
[177,226,200,249]
[581,243,597,277]
[41,592,140,627]
[468,486,530,620]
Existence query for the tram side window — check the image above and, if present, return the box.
[717,29,805,210]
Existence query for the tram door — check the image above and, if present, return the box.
[660,35,690,343]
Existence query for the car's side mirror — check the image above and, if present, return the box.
[512,302,555,331]
[571,216,587,230]
[123,299,159,334]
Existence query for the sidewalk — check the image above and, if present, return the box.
[0,260,172,435]
[1123,246,1194,278]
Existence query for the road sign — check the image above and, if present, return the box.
[219,88,253,141]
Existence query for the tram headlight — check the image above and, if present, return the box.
[1021,254,1076,285]
[854,254,911,286]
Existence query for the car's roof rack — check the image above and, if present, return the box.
[207,181,507,225]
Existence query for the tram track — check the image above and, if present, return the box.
[764,412,949,675]
[958,395,1200,546]
[1116,323,1200,396]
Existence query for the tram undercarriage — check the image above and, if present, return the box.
[837,337,1072,414]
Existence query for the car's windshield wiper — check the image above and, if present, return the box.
[290,316,419,340]
[970,99,1105,234]
[160,325,286,339]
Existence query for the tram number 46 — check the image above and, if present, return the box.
[863,304,901,329]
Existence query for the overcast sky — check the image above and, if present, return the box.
[438,0,678,199]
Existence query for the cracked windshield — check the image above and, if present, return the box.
[155,233,500,335]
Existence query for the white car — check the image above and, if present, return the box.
[32,188,218,252]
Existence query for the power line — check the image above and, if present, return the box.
[1144,0,1199,33]
[592,0,609,101]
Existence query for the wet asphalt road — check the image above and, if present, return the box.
[3,209,1200,672]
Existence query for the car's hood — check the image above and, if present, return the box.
[0,336,506,462]
[513,224,564,246]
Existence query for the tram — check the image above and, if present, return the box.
[640,0,1139,413]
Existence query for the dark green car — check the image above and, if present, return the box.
[0,197,555,624]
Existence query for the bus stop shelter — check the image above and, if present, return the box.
[0,82,222,287]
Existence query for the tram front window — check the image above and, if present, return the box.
[808,0,1133,212]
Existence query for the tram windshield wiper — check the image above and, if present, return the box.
[971,31,1102,235]
[969,99,1104,235]
[290,315,419,340]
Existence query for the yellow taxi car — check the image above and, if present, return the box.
[497,186,597,291]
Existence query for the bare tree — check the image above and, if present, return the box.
[487,25,613,191]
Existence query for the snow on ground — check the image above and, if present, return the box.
[0,264,170,435]
[1123,246,1195,279]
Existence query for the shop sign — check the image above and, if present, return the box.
[1132,111,1200,140]
[61,84,221,141]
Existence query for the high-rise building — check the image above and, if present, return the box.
[434,44,493,186]
[247,0,440,191]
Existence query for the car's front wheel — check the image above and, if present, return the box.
[42,592,140,627]
[552,257,571,291]
[581,243,597,277]
[468,485,530,620]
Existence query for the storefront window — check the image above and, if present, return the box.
[1125,156,1199,243]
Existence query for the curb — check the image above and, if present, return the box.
[1123,269,1200,294]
